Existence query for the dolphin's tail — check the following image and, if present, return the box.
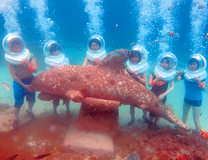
[162,107,190,130]
[147,102,190,131]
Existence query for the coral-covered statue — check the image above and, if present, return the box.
[30,49,190,130]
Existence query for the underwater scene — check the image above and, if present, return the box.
[0,0,208,159]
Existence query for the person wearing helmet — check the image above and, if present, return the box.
[3,33,38,129]
[43,40,70,115]
[148,55,175,129]
[125,45,149,126]
[83,35,107,66]
[175,55,207,131]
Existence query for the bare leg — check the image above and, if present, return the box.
[182,102,191,124]
[127,105,135,126]
[27,101,34,112]
[53,99,59,115]
[142,110,148,119]
[14,107,20,120]
[154,116,160,125]
[27,101,36,119]
[63,99,70,116]
[149,115,154,123]
[193,106,201,132]
[148,114,156,129]
[13,107,20,129]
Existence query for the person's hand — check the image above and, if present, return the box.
[24,85,33,92]
[50,63,56,68]
[194,76,200,84]
[94,58,102,65]
[57,63,64,68]
[130,70,139,79]
[176,67,184,75]
[157,94,164,101]
[20,58,31,69]
[131,70,139,76]
[124,69,129,76]
[155,74,162,81]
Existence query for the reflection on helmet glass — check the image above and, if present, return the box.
[160,57,169,70]
[89,38,101,51]
[9,39,24,53]
[49,43,61,56]
[188,58,199,71]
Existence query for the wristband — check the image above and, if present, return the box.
[28,66,33,72]
[198,82,204,88]
[152,80,156,85]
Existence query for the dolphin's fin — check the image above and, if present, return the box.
[83,97,120,111]
[65,90,84,103]
[38,92,56,101]
[99,49,130,73]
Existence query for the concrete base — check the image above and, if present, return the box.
[63,129,114,156]
[76,103,119,137]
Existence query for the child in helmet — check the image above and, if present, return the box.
[44,41,70,116]
[175,55,206,131]
[125,46,149,126]
[83,35,106,66]
[148,57,174,128]
[4,33,38,129]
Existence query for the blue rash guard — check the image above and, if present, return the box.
[182,74,204,107]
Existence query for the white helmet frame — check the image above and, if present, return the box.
[86,35,106,61]
[184,54,207,81]
[126,45,149,74]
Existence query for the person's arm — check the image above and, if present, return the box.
[131,71,146,86]
[148,74,154,87]
[158,80,174,101]
[94,58,102,66]
[83,57,88,66]
[174,68,184,81]
[124,69,129,76]
[29,58,38,73]
[8,64,27,88]
[65,58,70,65]
[21,58,37,73]
[195,76,206,91]
[200,81,206,91]
[148,74,162,87]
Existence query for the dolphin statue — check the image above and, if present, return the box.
[30,49,190,130]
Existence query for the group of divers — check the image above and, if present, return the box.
[2,33,207,132]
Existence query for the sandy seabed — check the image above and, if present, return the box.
[0,105,208,160]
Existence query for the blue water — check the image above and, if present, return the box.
[0,0,208,135]
[0,0,207,61]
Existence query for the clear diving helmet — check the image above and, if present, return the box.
[184,54,207,81]
[2,33,30,65]
[44,40,68,68]
[154,52,177,81]
[86,35,107,61]
[126,45,149,74]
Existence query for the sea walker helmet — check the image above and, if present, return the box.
[126,45,149,74]
[43,40,68,68]
[184,54,207,81]
[86,35,107,61]
[154,52,177,81]
[3,33,30,65]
